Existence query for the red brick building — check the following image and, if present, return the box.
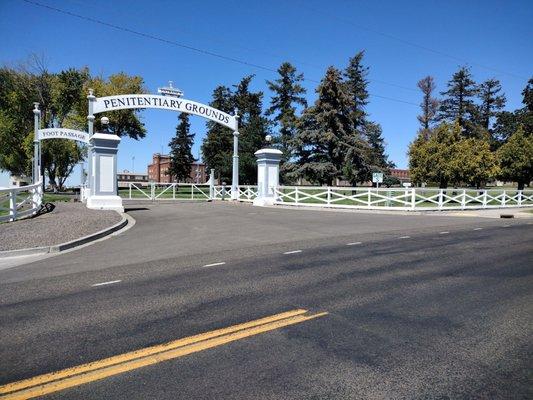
[147,153,207,183]
[390,168,410,183]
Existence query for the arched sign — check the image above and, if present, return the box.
[38,128,89,144]
[92,94,237,130]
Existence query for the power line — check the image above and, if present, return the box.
[302,3,528,81]
[21,0,420,107]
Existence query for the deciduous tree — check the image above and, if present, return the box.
[497,126,533,190]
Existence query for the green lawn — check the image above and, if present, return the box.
[43,193,76,202]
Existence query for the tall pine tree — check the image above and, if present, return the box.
[365,122,394,172]
[201,86,234,182]
[417,76,439,137]
[344,51,369,132]
[232,75,270,184]
[293,67,360,185]
[477,78,506,132]
[168,113,195,182]
[266,62,307,169]
[438,66,478,137]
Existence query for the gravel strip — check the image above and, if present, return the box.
[0,202,122,251]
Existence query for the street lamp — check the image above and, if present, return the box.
[101,116,109,133]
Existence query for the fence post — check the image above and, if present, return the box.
[295,187,299,205]
[191,184,194,200]
[461,189,466,209]
[9,190,17,222]
[129,183,132,199]
[209,169,215,200]
[151,182,155,200]
[367,189,371,208]
[517,190,522,206]
[327,187,331,205]
[411,188,416,210]
[438,189,443,210]
[502,190,506,207]
[482,190,487,208]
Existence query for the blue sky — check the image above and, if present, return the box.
[1,0,532,186]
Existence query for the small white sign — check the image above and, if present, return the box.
[38,128,89,143]
[372,172,384,183]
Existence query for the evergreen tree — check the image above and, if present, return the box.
[438,66,478,137]
[494,77,533,145]
[343,51,369,132]
[266,62,307,167]
[168,113,195,182]
[477,78,506,131]
[232,75,270,184]
[365,122,394,172]
[201,86,234,183]
[416,76,439,137]
[292,67,362,185]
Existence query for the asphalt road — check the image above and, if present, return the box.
[1,203,532,399]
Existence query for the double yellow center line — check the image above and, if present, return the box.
[0,309,327,399]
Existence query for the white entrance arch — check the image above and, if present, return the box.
[86,91,241,205]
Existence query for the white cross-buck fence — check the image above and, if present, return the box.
[272,186,533,211]
[0,181,43,222]
[120,182,259,202]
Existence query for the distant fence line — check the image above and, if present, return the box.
[273,186,533,211]
[3,181,531,224]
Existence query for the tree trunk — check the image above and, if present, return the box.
[518,181,525,190]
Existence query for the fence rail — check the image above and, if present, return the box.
[120,182,211,201]
[273,186,533,211]
[0,181,43,222]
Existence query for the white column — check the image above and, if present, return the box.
[86,133,124,212]
[231,110,239,200]
[87,89,95,198]
[32,103,40,184]
[253,148,282,207]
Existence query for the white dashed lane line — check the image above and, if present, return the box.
[473,228,483,231]
[398,236,411,239]
[439,231,449,235]
[91,280,122,287]
[283,250,302,255]
[346,242,362,246]
[202,262,226,268]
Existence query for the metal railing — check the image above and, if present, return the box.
[120,182,211,201]
[0,181,43,222]
[273,186,533,211]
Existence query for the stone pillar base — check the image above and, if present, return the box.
[86,195,124,212]
[253,197,276,207]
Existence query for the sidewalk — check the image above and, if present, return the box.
[0,202,122,252]
[434,207,533,219]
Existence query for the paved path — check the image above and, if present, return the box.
[0,202,121,251]
[0,202,531,399]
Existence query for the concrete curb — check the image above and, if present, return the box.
[0,213,129,258]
